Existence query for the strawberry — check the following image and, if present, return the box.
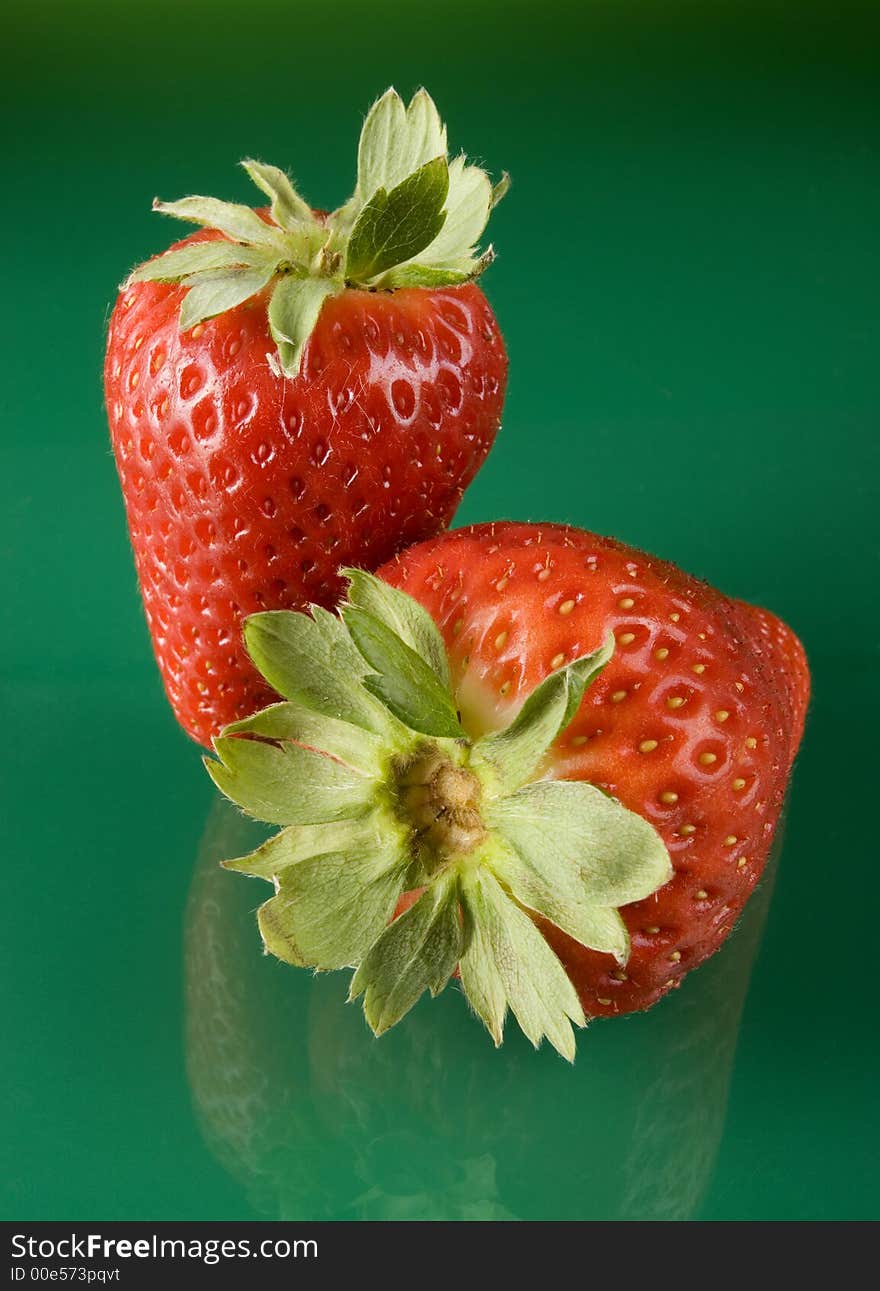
[104,90,509,745]
[202,523,805,1057]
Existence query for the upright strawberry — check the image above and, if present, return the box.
[105,89,509,745]
[205,523,808,1057]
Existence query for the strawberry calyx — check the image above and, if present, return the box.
[124,88,508,378]
[205,570,672,1060]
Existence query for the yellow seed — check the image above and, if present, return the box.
[732,777,747,791]
[692,663,706,674]
[724,835,738,846]
[611,969,628,982]
[130,371,139,388]
[537,567,551,581]
[611,690,627,703]
[645,925,661,934]
[618,632,636,645]
[618,596,635,609]
[745,736,757,749]
[694,889,708,900]
[452,618,463,636]
[559,598,576,616]
[654,647,669,661]
[133,335,144,351]
[571,734,589,747]
[735,681,744,692]
[597,997,612,1006]
[499,681,511,696]
[669,611,681,622]
[698,751,717,766]
[715,709,730,722]
[737,856,749,869]
[639,739,659,753]
[495,576,509,592]
[666,696,685,710]
[668,950,682,962]
[494,630,508,650]
[191,324,205,338]
[659,790,679,804]
[551,652,565,669]
[679,824,697,835]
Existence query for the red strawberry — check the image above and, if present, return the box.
[378,522,809,1019]
[105,89,509,745]
[205,522,807,1058]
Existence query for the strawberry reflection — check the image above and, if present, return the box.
[185,798,778,1220]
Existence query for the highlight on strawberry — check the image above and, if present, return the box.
[205,523,809,1059]
[105,89,509,745]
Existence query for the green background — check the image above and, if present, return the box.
[3,0,878,1219]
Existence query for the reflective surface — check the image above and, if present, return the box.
[186,801,779,1221]
[3,1,878,1220]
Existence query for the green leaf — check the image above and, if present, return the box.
[486,780,673,911]
[458,880,508,1047]
[342,567,451,690]
[349,875,463,1035]
[242,609,395,739]
[342,605,464,740]
[257,844,410,969]
[416,155,492,266]
[475,635,615,794]
[152,195,286,249]
[459,869,584,1061]
[126,240,270,285]
[356,87,447,205]
[178,264,277,331]
[345,157,449,284]
[225,700,385,776]
[220,817,376,880]
[241,158,316,232]
[490,838,630,962]
[206,734,374,826]
[267,274,342,377]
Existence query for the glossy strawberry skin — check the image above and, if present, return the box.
[379,522,809,1019]
[105,229,507,746]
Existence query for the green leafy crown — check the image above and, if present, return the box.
[206,571,672,1061]
[124,88,509,377]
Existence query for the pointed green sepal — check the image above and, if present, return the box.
[345,156,449,285]
[267,275,343,378]
[206,733,375,826]
[178,264,277,331]
[487,780,673,913]
[240,159,316,232]
[342,567,451,689]
[241,609,397,739]
[220,818,373,879]
[257,843,410,970]
[475,633,615,794]
[125,240,270,285]
[349,874,463,1034]
[460,868,585,1062]
[152,195,286,250]
[342,604,465,740]
[224,700,386,776]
